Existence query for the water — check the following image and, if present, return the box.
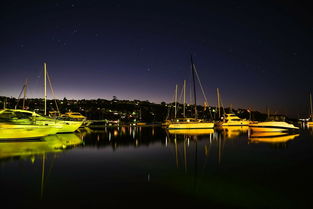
[1,126,313,209]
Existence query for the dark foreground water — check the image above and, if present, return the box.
[1,126,313,209]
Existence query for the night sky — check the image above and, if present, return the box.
[0,0,312,117]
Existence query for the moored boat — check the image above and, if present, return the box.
[249,121,299,132]
[168,118,214,129]
[0,109,83,133]
[216,114,250,126]
[167,56,214,130]
[60,112,87,121]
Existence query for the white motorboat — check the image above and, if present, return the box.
[249,121,299,132]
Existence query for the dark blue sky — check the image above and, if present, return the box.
[0,0,312,117]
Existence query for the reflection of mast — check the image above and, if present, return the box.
[41,154,45,199]
[183,136,188,173]
[217,135,225,166]
[174,135,179,168]
[218,136,222,165]
[193,136,198,191]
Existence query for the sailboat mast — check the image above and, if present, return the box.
[174,84,178,118]
[44,62,47,116]
[3,97,6,109]
[310,93,313,121]
[22,79,28,109]
[191,56,197,119]
[183,80,186,117]
[217,88,220,119]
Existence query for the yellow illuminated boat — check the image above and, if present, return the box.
[168,118,214,129]
[167,57,214,130]
[0,133,82,159]
[0,123,55,139]
[307,121,313,126]
[61,112,87,121]
[249,132,299,143]
[249,121,299,132]
[216,114,250,126]
[0,109,83,133]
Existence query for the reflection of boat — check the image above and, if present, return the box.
[249,121,299,132]
[217,126,249,138]
[0,133,82,159]
[0,123,55,139]
[168,128,214,135]
[216,114,250,126]
[249,132,299,143]
[168,118,214,129]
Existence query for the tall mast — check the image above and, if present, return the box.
[310,93,313,121]
[174,84,178,118]
[44,62,47,115]
[217,88,220,119]
[183,80,186,117]
[22,79,28,109]
[3,97,6,109]
[191,56,197,119]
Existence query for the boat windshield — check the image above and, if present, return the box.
[175,118,198,122]
[0,110,33,124]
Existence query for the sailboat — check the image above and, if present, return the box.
[168,56,214,130]
[9,63,83,133]
[216,113,250,126]
[40,62,84,132]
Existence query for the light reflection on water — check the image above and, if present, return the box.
[1,126,313,209]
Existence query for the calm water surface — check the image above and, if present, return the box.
[1,126,313,209]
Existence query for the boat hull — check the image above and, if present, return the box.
[36,120,83,133]
[217,121,250,126]
[0,123,53,139]
[249,121,299,132]
[168,122,214,129]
